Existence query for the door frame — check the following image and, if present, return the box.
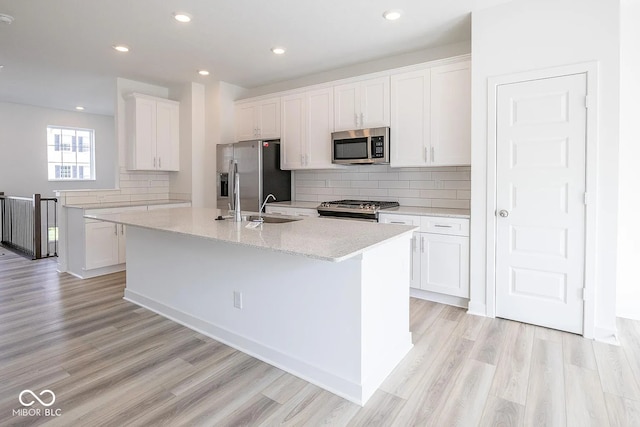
[485,62,599,338]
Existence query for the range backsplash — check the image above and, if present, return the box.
[294,165,470,209]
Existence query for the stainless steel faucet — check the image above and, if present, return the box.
[259,194,277,218]
[232,162,242,222]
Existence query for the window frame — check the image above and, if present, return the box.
[47,126,96,182]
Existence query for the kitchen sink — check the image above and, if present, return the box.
[247,215,301,224]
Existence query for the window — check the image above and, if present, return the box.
[47,126,95,181]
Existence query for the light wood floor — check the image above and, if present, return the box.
[1,249,639,427]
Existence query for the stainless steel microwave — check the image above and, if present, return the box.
[331,127,390,165]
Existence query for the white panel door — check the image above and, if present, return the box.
[495,73,587,334]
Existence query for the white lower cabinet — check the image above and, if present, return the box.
[67,202,191,278]
[418,232,469,298]
[265,205,319,217]
[379,213,469,300]
[85,220,122,270]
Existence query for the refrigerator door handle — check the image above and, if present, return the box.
[228,159,236,211]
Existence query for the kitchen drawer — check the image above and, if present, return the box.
[265,206,319,217]
[420,216,469,236]
[378,213,421,227]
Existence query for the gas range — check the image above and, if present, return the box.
[317,199,400,221]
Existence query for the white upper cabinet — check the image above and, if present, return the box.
[390,69,431,167]
[390,59,471,167]
[126,93,180,171]
[281,88,336,170]
[334,77,390,131]
[235,97,281,141]
[430,61,471,166]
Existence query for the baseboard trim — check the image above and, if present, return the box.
[124,289,408,406]
[593,325,620,345]
[466,300,487,317]
[410,288,469,308]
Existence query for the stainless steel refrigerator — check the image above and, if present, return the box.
[216,140,291,213]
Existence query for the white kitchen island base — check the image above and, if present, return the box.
[123,225,413,405]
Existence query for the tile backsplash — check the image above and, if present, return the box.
[294,165,470,209]
[57,168,171,206]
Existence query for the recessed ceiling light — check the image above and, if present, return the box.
[75,106,85,111]
[112,45,130,53]
[382,10,402,21]
[0,13,14,25]
[173,12,192,23]
[271,47,286,55]
[198,70,210,76]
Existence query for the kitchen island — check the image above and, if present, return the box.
[85,207,416,405]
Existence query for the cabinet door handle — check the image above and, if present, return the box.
[354,113,359,127]
[360,112,364,126]
[114,224,118,236]
[121,224,124,234]
[434,224,453,228]
[424,147,428,162]
[431,147,435,163]
[420,236,425,253]
[153,157,157,168]
[158,157,162,168]
[389,221,406,224]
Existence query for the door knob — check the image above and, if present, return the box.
[498,210,509,218]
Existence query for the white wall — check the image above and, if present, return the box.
[205,81,246,208]
[0,102,116,196]
[471,0,621,339]
[243,41,471,99]
[617,0,640,320]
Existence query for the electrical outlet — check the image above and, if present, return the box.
[233,291,242,309]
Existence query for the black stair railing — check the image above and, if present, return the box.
[0,192,58,259]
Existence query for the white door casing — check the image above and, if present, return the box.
[495,73,587,334]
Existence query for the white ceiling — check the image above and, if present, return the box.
[0,0,509,116]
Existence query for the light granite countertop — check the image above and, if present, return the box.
[267,200,470,218]
[85,207,416,262]
[381,206,470,218]
[65,199,190,210]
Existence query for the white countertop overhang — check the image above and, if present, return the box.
[85,207,417,262]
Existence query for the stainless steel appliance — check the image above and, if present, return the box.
[216,140,291,212]
[331,127,390,165]
[317,199,400,221]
